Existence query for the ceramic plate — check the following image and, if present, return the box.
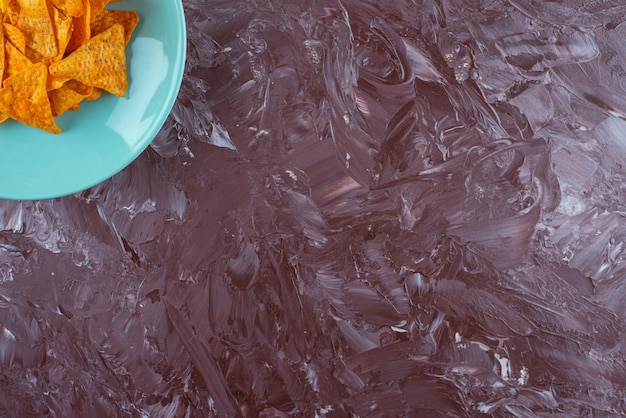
[0,0,186,200]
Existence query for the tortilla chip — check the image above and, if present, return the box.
[3,22,26,54]
[47,75,68,90]
[88,0,117,21]
[0,20,6,120]
[0,0,135,132]
[85,86,100,100]
[49,23,127,97]
[3,39,32,79]
[48,79,93,116]
[4,0,19,25]
[13,0,58,59]
[50,0,83,17]
[66,78,92,94]
[0,62,61,133]
[51,6,73,58]
[64,0,90,55]
[91,9,137,45]
[0,19,5,82]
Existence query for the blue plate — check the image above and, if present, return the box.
[0,0,186,200]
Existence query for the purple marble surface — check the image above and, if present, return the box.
[2,0,626,416]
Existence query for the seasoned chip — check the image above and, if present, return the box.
[89,0,118,21]
[50,0,83,18]
[0,20,6,122]
[47,75,68,90]
[51,6,73,58]
[4,39,32,79]
[49,23,127,97]
[91,9,137,45]
[0,19,5,82]
[64,0,90,55]
[13,0,58,59]
[48,79,93,116]
[85,86,100,100]
[0,0,135,132]
[3,22,26,54]
[66,78,92,95]
[0,62,60,133]
[4,0,19,25]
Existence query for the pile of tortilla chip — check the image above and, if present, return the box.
[0,0,138,133]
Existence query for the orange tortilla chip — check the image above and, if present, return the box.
[48,79,93,116]
[62,78,92,96]
[47,75,68,90]
[0,19,6,121]
[88,0,118,21]
[91,9,137,45]
[0,62,61,133]
[64,0,90,55]
[13,0,58,59]
[3,22,26,54]
[4,0,19,25]
[0,20,5,82]
[85,86,100,100]
[51,6,73,58]
[49,24,127,97]
[50,0,83,17]
[3,40,32,79]
[0,0,135,132]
